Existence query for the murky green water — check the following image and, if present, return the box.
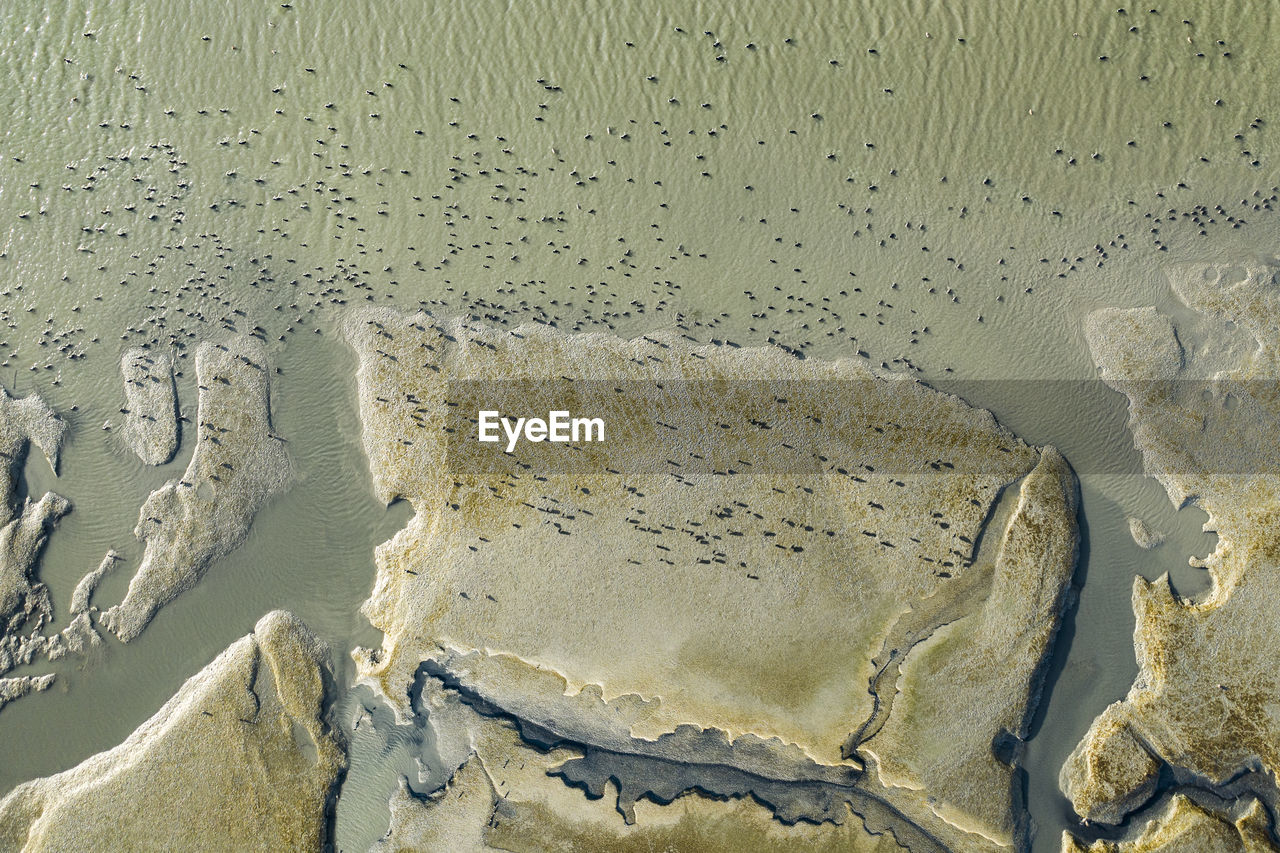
[0,1,1275,849]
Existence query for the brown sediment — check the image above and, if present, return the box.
[0,494,73,697]
[0,611,345,852]
[0,494,71,640]
[375,746,912,853]
[0,388,75,709]
[1064,262,1280,835]
[119,348,178,465]
[0,673,55,713]
[101,336,289,642]
[859,447,1080,849]
[0,388,66,511]
[1061,793,1273,852]
[346,307,1080,851]
[1127,517,1164,550]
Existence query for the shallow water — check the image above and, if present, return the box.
[0,1,1277,850]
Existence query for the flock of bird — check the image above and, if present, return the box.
[0,3,1273,395]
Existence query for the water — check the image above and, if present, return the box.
[0,332,411,794]
[0,0,1275,849]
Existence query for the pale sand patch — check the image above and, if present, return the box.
[102,337,289,642]
[0,610,344,852]
[347,308,1080,851]
[119,348,178,465]
[1065,262,1280,827]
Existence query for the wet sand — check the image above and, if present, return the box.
[0,1,1277,850]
